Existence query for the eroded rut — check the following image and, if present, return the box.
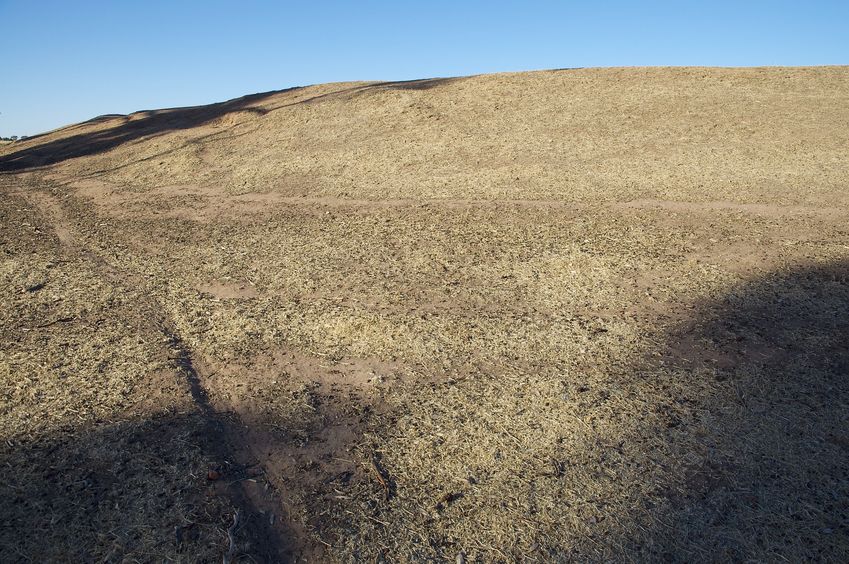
[19,179,295,562]
[165,330,294,561]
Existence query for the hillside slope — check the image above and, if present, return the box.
[3,67,849,203]
[1,67,848,562]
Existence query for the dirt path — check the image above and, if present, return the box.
[17,180,298,561]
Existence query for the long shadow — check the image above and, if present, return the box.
[0,411,295,562]
[637,260,849,560]
[0,350,384,562]
[0,77,460,173]
[0,90,291,172]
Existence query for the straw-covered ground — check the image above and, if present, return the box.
[1,67,848,562]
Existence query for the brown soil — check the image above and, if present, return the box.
[1,67,848,562]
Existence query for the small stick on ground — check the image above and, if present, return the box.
[35,316,75,328]
[222,509,242,564]
[370,453,392,499]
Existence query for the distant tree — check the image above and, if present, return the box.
[10,136,18,141]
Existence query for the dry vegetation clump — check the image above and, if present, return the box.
[1,67,848,561]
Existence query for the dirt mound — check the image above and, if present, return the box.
[1,67,848,561]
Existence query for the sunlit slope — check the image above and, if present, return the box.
[4,66,848,204]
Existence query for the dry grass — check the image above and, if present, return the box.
[1,67,848,562]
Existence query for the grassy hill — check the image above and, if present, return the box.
[1,67,848,562]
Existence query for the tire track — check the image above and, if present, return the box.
[17,178,293,562]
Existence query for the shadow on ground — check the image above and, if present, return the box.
[635,260,849,560]
[0,411,295,563]
[2,260,846,562]
[0,77,459,173]
[0,90,288,172]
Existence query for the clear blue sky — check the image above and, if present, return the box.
[1,0,847,136]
